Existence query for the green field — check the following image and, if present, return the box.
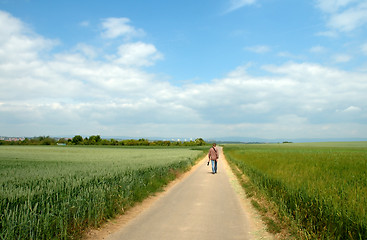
[224,142,367,239]
[0,145,205,239]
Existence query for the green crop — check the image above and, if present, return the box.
[0,146,203,239]
[224,142,367,239]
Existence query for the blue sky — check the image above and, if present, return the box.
[0,0,367,140]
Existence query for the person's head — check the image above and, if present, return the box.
[212,143,216,147]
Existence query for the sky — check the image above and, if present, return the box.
[0,0,367,141]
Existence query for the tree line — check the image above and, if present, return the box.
[0,135,207,146]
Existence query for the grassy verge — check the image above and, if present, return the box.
[227,159,298,239]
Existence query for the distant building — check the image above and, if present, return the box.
[1,137,25,141]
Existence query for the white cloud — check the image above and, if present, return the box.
[316,0,367,32]
[74,43,97,58]
[79,21,90,27]
[201,62,367,134]
[316,0,360,13]
[245,45,270,53]
[0,10,366,139]
[0,10,57,63]
[225,0,257,13]
[316,30,338,37]
[328,3,367,31]
[101,17,145,39]
[343,106,361,112]
[361,42,367,55]
[310,45,326,53]
[333,54,352,62]
[115,42,163,67]
[277,51,303,60]
[260,63,366,122]
[0,11,165,103]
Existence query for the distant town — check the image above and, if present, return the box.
[0,136,73,144]
[0,136,26,141]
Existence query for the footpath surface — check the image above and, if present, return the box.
[92,147,272,240]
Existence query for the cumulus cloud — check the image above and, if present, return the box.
[0,12,162,106]
[0,10,196,137]
[115,42,163,66]
[0,10,366,139]
[259,62,366,124]
[0,11,57,63]
[182,61,367,139]
[101,17,145,39]
[73,43,97,58]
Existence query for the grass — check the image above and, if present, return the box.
[0,145,204,239]
[224,142,367,239]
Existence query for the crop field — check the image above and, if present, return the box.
[224,142,367,239]
[0,145,204,239]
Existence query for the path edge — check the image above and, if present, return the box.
[220,147,275,240]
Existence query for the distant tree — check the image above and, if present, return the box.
[163,141,171,146]
[195,138,205,146]
[92,135,101,142]
[41,136,56,145]
[138,138,149,146]
[110,139,119,145]
[88,135,101,145]
[101,139,110,145]
[124,139,135,146]
[173,141,181,146]
[72,135,83,145]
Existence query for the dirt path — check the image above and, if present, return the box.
[84,147,273,240]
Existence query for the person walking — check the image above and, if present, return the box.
[208,143,218,174]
